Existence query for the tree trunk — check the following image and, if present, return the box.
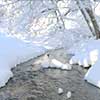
[86,8,100,39]
[75,0,100,39]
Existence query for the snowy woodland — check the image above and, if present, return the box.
[1,0,100,89]
[0,0,99,47]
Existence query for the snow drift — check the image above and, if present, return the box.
[84,61,100,88]
[69,38,100,88]
[69,38,99,67]
[0,34,46,87]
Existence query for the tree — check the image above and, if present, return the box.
[75,0,100,39]
[0,0,100,39]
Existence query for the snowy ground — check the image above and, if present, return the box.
[0,49,100,100]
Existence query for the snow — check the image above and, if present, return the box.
[58,88,64,94]
[0,34,47,87]
[51,59,72,70]
[66,91,72,99]
[69,38,99,67]
[0,0,99,90]
[69,38,100,88]
[84,61,100,88]
[42,58,72,70]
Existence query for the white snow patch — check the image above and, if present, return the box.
[42,58,72,70]
[84,61,100,88]
[51,59,72,70]
[66,91,72,99]
[69,38,100,88]
[69,39,99,67]
[0,34,46,87]
[58,88,64,94]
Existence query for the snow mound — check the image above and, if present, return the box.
[69,38,100,88]
[41,57,72,70]
[0,34,46,87]
[69,39,100,67]
[84,61,100,88]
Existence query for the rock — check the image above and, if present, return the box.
[58,88,63,95]
[66,91,72,99]
[5,97,19,100]
[27,96,36,100]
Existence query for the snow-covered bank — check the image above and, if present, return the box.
[69,38,99,67]
[69,38,100,88]
[84,61,100,88]
[0,34,47,87]
[0,27,91,87]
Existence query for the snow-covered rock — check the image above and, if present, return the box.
[42,58,72,70]
[66,91,72,99]
[61,63,72,70]
[51,59,64,68]
[51,59,72,70]
[58,88,64,95]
